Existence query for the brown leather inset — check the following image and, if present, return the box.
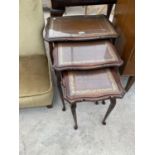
[45,15,118,41]
[53,41,123,70]
[61,69,125,103]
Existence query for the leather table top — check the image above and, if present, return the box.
[61,68,125,103]
[45,15,118,42]
[53,41,123,70]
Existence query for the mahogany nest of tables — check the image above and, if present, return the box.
[44,13,126,130]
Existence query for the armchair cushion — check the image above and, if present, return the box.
[19,55,53,108]
[19,0,45,56]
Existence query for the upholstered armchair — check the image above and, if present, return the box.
[19,0,53,108]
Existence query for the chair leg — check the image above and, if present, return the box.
[70,103,78,130]
[102,98,116,125]
[46,104,53,109]
[58,82,66,111]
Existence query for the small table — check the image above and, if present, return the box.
[53,41,123,70]
[61,69,125,129]
[45,15,118,42]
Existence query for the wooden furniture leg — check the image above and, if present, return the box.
[47,104,53,109]
[95,101,99,105]
[125,76,135,92]
[102,100,106,105]
[102,98,116,125]
[70,103,78,130]
[55,71,66,111]
[107,4,114,19]
[46,98,54,108]
[49,45,66,111]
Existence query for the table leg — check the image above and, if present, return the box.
[55,71,66,111]
[70,103,78,130]
[107,4,113,19]
[102,98,116,125]
[95,101,99,105]
[125,76,135,92]
[49,43,66,111]
[102,100,106,105]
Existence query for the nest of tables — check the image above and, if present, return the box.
[45,14,125,129]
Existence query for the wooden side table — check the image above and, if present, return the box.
[44,15,118,42]
[53,41,123,70]
[61,69,125,129]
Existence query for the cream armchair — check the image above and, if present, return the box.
[19,0,53,108]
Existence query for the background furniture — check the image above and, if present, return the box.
[19,0,53,108]
[113,0,135,91]
[50,0,117,18]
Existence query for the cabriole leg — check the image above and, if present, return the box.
[95,101,99,105]
[70,103,78,130]
[102,100,106,105]
[102,98,116,125]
